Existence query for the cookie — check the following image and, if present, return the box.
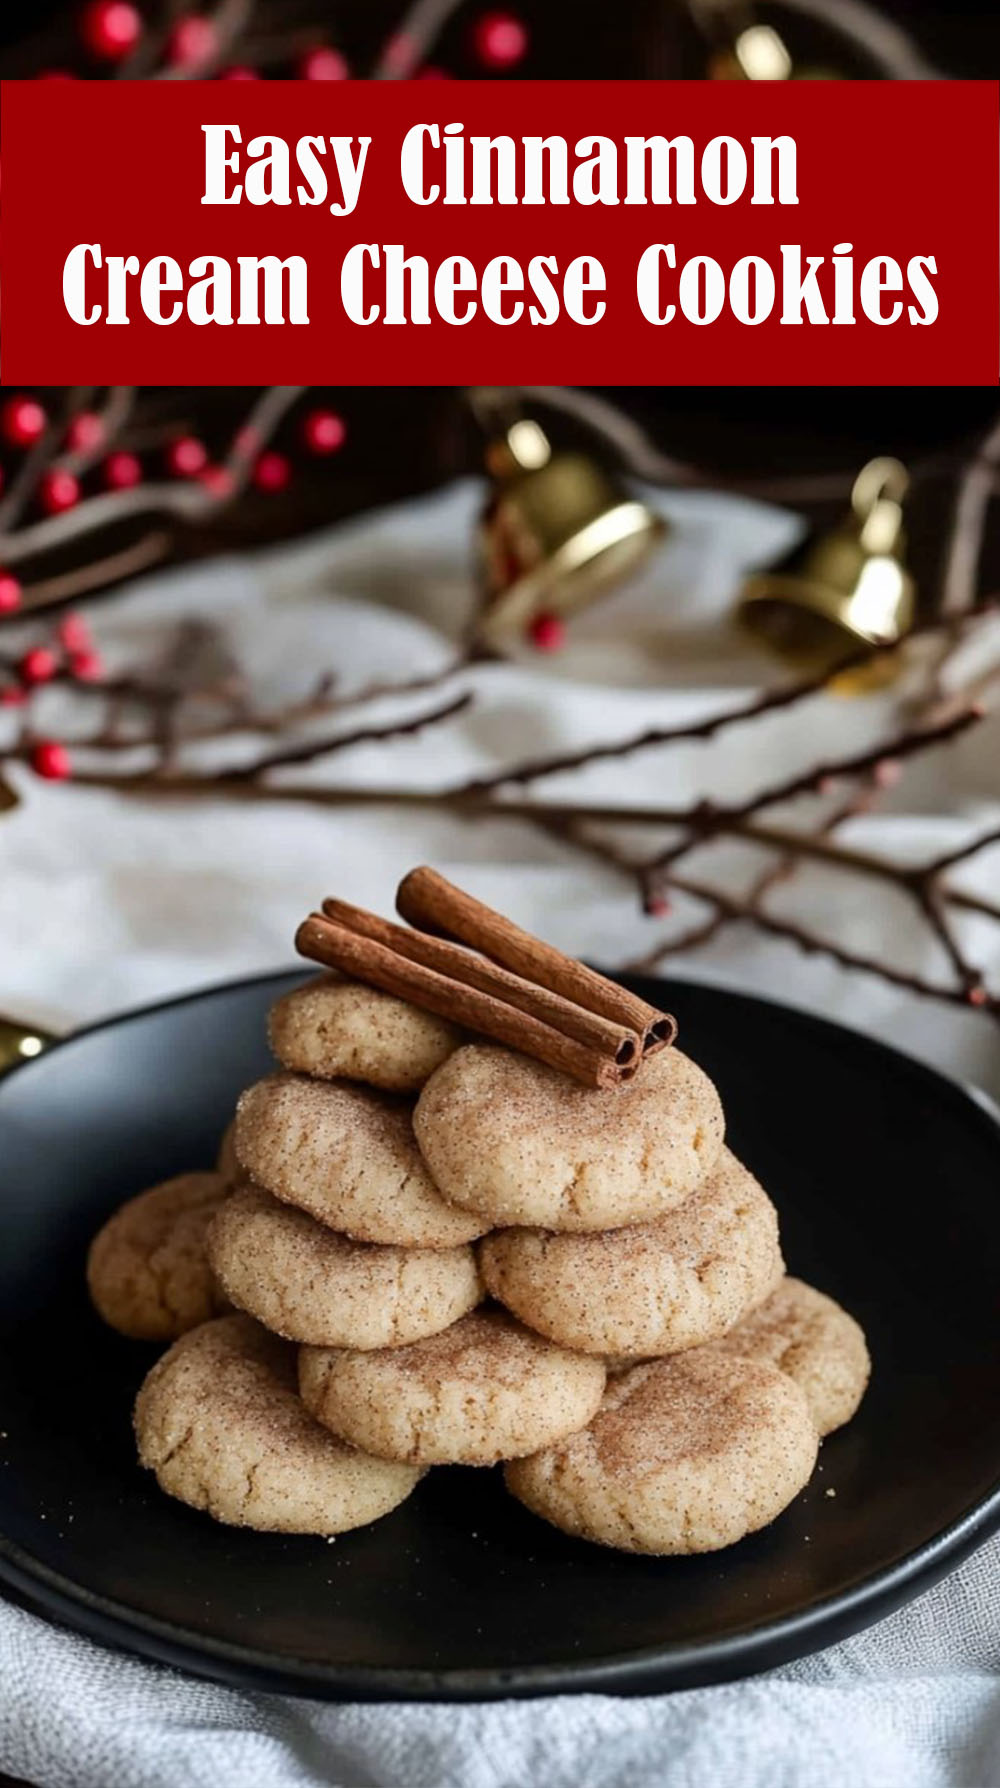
[208,1181,482,1348]
[269,972,461,1093]
[87,1171,231,1341]
[505,1350,818,1554]
[134,1314,421,1533]
[709,1276,870,1437]
[216,1121,238,1179]
[234,1072,487,1248]
[480,1148,783,1358]
[414,1043,724,1231]
[299,1308,606,1466]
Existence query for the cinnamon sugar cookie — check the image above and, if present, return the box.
[505,1350,818,1554]
[87,1171,231,1341]
[208,1181,482,1348]
[269,973,461,1093]
[709,1276,870,1436]
[216,1121,238,1179]
[480,1149,782,1358]
[299,1308,606,1466]
[234,1072,487,1247]
[134,1314,421,1533]
[414,1044,724,1232]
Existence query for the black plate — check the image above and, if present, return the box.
[1,970,999,1702]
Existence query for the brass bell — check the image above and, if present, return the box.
[475,416,666,649]
[739,456,916,667]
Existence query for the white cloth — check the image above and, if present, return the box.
[1,480,998,1787]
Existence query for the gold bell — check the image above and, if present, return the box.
[702,8,837,80]
[739,456,916,667]
[475,416,666,649]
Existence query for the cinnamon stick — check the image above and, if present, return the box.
[296,913,633,1090]
[396,867,676,1054]
[321,896,641,1065]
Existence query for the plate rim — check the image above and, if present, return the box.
[2,965,1000,1701]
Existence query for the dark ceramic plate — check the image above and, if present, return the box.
[1,970,999,1702]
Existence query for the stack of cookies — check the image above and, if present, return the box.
[87,873,869,1555]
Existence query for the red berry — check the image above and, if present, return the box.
[301,408,346,455]
[199,465,234,498]
[30,741,72,781]
[166,15,217,69]
[103,450,143,490]
[299,46,348,79]
[0,688,25,707]
[218,64,258,80]
[0,574,22,615]
[80,0,142,61]
[65,411,105,454]
[873,757,902,789]
[19,647,59,686]
[38,470,81,515]
[253,451,292,493]
[645,894,672,918]
[528,611,565,652]
[69,649,104,682]
[967,985,989,1008]
[165,436,208,478]
[58,613,92,652]
[471,10,528,69]
[2,395,47,448]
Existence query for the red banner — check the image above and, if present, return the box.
[1,78,997,385]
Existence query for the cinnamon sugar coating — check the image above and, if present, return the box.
[506,1350,818,1554]
[299,1307,606,1466]
[709,1276,870,1436]
[269,972,462,1092]
[234,1071,487,1247]
[414,1043,724,1231]
[208,1181,482,1348]
[87,1171,231,1341]
[134,1314,421,1533]
[480,1148,783,1357]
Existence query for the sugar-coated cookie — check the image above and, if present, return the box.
[480,1149,783,1357]
[299,1308,606,1466]
[87,1172,231,1341]
[134,1315,421,1533]
[216,1121,238,1179]
[234,1072,487,1247]
[505,1350,818,1554]
[709,1276,870,1437]
[269,972,462,1093]
[208,1181,482,1348]
[414,1044,724,1232]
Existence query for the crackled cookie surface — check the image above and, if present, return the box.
[87,1171,231,1341]
[208,1181,482,1348]
[134,1315,421,1533]
[414,1043,724,1231]
[480,1148,783,1357]
[299,1308,606,1466]
[505,1350,818,1554]
[709,1276,870,1437]
[234,1071,487,1247]
[269,972,462,1092]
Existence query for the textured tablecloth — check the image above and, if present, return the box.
[1,480,998,1788]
